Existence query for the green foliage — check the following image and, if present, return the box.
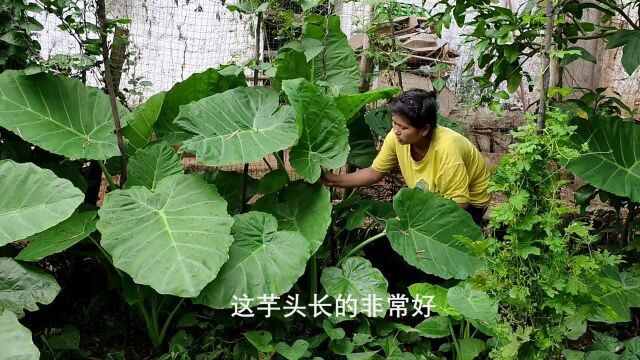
[386,188,485,280]
[282,78,350,182]
[0,71,129,160]
[567,114,640,202]
[125,141,183,190]
[195,211,311,308]
[606,30,640,75]
[122,91,166,154]
[479,109,621,358]
[0,160,84,246]
[0,309,39,360]
[15,211,97,261]
[273,15,360,94]
[254,182,332,256]
[97,174,235,297]
[154,67,247,144]
[0,1,42,72]
[0,258,60,317]
[320,257,390,317]
[176,86,298,166]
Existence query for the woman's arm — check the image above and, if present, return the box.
[320,167,385,188]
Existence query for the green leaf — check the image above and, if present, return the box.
[408,282,460,317]
[567,116,640,202]
[301,38,324,61]
[97,174,234,297]
[0,309,39,360]
[304,16,360,94]
[122,91,166,153]
[15,211,97,261]
[352,333,373,346]
[606,30,640,75]
[125,141,183,190]
[507,71,522,93]
[346,351,379,360]
[258,168,289,195]
[386,189,484,279]
[323,320,346,340]
[364,105,392,136]
[585,351,619,360]
[562,349,585,360]
[0,70,129,160]
[0,160,84,246]
[254,182,331,256]
[320,257,389,317]
[447,284,498,323]
[559,47,597,67]
[458,338,486,360]
[298,0,323,11]
[176,86,298,166]
[155,67,247,144]
[589,270,640,323]
[0,32,27,46]
[0,258,61,317]
[504,44,519,63]
[335,87,400,124]
[276,340,309,360]
[195,211,311,308]
[415,316,451,338]
[624,337,640,356]
[169,330,193,352]
[433,78,446,92]
[47,325,80,350]
[329,339,354,355]
[244,330,273,353]
[282,78,349,182]
[438,115,465,135]
[202,169,259,214]
[347,117,377,169]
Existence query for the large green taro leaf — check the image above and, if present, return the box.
[0,160,84,246]
[335,87,400,124]
[0,70,129,160]
[347,116,377,169]
[408,282,461,317]
[589,269,640,323]
[447,284,498,323]
[155,67,247,145]
[175,86,298,166]
[201,169,259,214]
[15,211,97,261]
[320,256,389,317]
[0,309,39,360]
[0,258,61,318]
[567,116,640,202]
[386,188,484,280]
[254,181,331,256]
[122,91,166,154]
[97,174,234,297]
[272,16,360,95]
[304,15,360,94]
[282,78,349,182]
[195,211,311,308]
[125,141,183,190]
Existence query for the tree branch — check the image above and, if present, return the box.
[97,0,127,186]
[537,0,555,132]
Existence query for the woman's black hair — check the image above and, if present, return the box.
[388,89,438,129]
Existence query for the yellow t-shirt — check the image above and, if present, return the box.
[371,126,491,207]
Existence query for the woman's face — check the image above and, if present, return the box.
[391,113,430,145]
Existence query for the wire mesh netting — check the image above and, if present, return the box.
[35,0,371,106]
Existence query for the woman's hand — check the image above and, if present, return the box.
[319,167,385,188]
[320,170,341,187]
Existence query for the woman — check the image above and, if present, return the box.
[321,89,491,224]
